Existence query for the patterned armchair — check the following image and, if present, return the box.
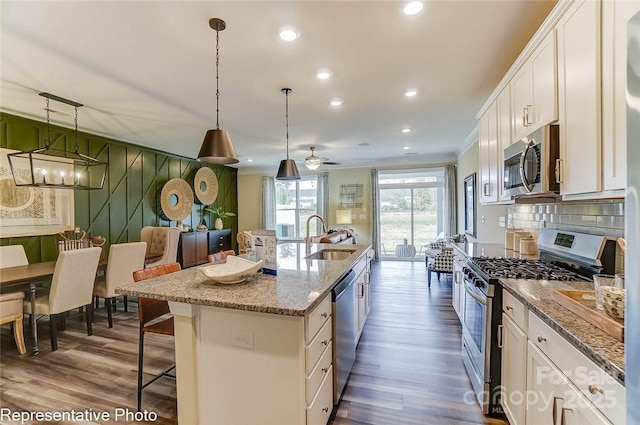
[425,239,454,288]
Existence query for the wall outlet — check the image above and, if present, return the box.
[499,216,505,227]
[482,215,486,224]
[232,332,254,349]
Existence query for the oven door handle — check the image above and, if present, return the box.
[519,139,535,193]
[464,282,487,306]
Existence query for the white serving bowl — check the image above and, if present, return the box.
[200,256,264,284]
[601,286,625,320]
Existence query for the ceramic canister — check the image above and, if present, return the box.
[520,237,537,255]
[513,231,531,252]
[505,228,522,250]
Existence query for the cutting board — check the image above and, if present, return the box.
[552,289,624,342]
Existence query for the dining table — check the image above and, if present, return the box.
[0,259,107,355]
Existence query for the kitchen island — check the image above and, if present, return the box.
[116,242,371,425]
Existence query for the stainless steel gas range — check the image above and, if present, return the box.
[460,228,617,416]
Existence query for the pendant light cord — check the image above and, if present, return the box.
[215,28,220,130]
[45,97,51,148]
[73,106,79,153]
[285,90,290,160]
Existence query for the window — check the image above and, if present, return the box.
[377,168,445,259]
[275,177,318,239]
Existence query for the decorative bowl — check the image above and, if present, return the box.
[199,256,263,284]
[601,286,625,320]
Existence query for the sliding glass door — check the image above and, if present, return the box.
[378,169,444,260]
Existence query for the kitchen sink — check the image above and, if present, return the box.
[305,249,356,261]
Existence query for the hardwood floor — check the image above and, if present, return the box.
[0,261,507,424]
[331,261,506,425]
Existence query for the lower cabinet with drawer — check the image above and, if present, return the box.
[499,293,625,425]
[196,294,334,425]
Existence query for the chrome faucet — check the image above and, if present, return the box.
[305,214,328,255]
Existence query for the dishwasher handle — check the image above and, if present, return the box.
[332,270,356,301]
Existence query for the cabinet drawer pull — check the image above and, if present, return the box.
[497,325,503,349]
[321,340,329,346]
[552,396,563,425]
[320,312,328,319]
[322,367,329,373]
[555,158,563,183]
[537,335,547,343]
[505,305,513,311]
[588,384,604,395]
[522,107,527,127]
[525,105,533,125]
[322,407,329,413]
[560,407,572,425]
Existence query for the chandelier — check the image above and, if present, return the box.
[7,92,108,190]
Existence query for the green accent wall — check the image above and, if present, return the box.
[1,113,238,263]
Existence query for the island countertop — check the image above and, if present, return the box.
[115,243,371,316]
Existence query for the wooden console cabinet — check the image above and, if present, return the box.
[178,229,232,268]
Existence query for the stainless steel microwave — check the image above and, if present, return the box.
[503,125,560,197]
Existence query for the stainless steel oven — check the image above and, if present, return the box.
[460,267,501,415]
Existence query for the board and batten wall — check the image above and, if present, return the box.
[238,168,373,245]
[456,140,507,244]
[0,113,238,263]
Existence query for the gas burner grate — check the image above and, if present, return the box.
[469,257,588,281]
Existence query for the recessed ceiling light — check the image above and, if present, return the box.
[403,146,410,150]
[316,70,332,80]
[358,142,370,147]
[279,28,299,41]
[247,159,253,162]
[402,128,411,133]
[402,1,424,16]
[330,99,343,107]
[405,89,418,97]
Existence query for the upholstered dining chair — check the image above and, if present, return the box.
[0,245,29,268]
[140,227,181,268]
[93,242,147,328]
[0,292,27,354]
[23,247,101,351]
[132,262,181,412]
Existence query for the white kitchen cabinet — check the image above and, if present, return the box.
[526,341,570,425]
[452,254,464,320]
[479,101,499,203]
[354,252,373,344]
[497,86,513,202]
[602,0,640,192]
[192,294,334,425]
[500,292,528,425]
[511,30,558,141]
[557,0,602,196]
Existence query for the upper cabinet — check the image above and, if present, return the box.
[477,0,639,202]
[512,30,558,141]
[479,102,499,203]
[557,0,602,196]
[601,0,639,192]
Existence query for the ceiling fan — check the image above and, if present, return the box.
[303,146,340,170]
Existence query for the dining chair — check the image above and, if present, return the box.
[93,242,146,328]
[132,262,181,412]
[140,227,181,268]
[0,292,27,354]
[23,247,101,351]
[207,249,236,263]
[0,245,29,268]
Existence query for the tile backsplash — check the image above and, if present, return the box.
[507,199,625,273]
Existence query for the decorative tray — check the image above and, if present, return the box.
[199,256,264,284]
[552,289,624,342]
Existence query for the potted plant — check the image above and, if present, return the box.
[204,206,236,230]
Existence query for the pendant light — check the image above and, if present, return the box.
[276,88,301,180]
[198,18,239,164]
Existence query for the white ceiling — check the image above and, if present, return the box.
[0,0,556,175]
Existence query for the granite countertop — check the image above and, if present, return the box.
[452,241,624,385]
[500,278,625,386]
[116,243,370,317]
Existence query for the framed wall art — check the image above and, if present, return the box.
[0,148,74,237]
[463,172,476,238]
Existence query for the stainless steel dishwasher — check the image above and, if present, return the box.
[332,269,356,405]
